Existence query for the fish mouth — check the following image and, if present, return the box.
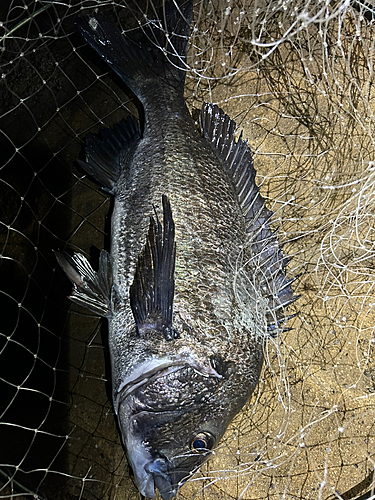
[119,424,172,498]
[120,427,191,499]
[135,453,197,499]
[121,409,211,500]
[143,458,178,500]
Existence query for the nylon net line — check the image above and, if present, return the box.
[1,0,375,499]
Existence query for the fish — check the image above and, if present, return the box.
[55,1,297,498]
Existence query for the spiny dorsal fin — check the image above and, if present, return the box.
[55,249,112,317]
[200,103,296,333]
[130,195,177,341]
[78,115,141,193]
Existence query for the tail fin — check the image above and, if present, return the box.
[76,0,193,103]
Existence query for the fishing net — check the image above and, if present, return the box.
[1,0,375,499]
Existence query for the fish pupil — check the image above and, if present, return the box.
[192,439,206,449]
[190,431,215,451]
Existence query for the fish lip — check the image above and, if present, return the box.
[153,477,177,500]
[124,441,177,499]
[122,434,157,498]
[145,458,177,500]
[142,456,195,500]
[139,471,156,498]
[114,355,222,414]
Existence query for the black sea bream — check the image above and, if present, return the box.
[56,1,297,498]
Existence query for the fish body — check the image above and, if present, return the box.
[56,2,296,499]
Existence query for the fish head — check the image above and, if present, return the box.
[116,358,260,499]
[119,405,216,499]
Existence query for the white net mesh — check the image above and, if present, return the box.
[1,0,375,499]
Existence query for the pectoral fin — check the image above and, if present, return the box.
[55,249,112,317]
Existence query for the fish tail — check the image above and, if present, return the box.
[76,0,193,104]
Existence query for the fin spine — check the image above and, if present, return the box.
[130,195,177,340]
[200,103,298,334]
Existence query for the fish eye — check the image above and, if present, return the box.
[190,432,214,451]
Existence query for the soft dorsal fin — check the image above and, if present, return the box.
[200,103,298,334]
[130,195,177,341]
[77,115,141,193]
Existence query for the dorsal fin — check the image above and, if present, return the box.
[130,195,177,341]
[200,103,297,333]
[77,115,141,194]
